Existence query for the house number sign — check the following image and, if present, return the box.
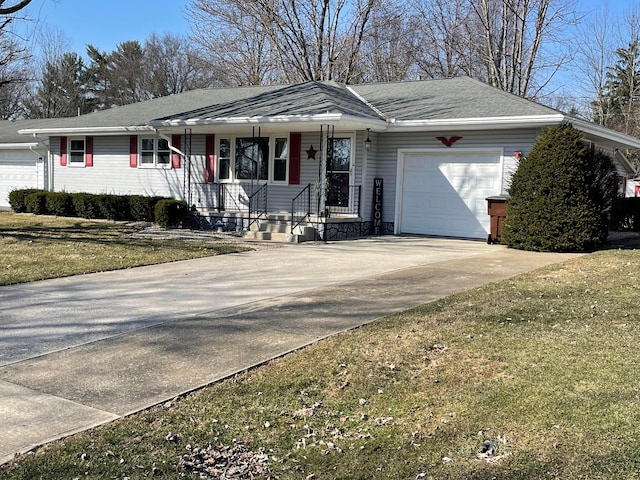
[373,178,383,234]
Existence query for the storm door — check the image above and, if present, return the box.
[326,136,352,209]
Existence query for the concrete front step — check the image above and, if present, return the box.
[243,231,305,243]
[244,221,315,243]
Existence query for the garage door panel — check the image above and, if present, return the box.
[400,152,501,238]
[0,156,38,208]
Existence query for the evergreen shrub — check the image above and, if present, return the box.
[45,192,73,216]
[25,191,48,215]
[128,195,167,222]
[8,189,42,213]
[502,124,617,252]
[154,199,188,228]
[72,193,100,219]
[96,194,130,220]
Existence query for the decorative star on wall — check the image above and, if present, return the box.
[306,145,318,160]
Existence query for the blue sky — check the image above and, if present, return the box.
[21,0,640,57]
[26,0,191,54]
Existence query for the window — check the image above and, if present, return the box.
[69,138,85,165]
[236,137,269,180]
[273,137,288,182]
[217,136,288,183]
[219,138,231,180]
[140,137,171,167]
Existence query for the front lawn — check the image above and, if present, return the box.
[0,212,249,285]
[1,245,639,479]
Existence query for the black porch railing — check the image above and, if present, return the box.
[324,184,362,217]
[291,183,312,234]
[248,183,268,229]
[193,182,265,212]
[193,182,361,226]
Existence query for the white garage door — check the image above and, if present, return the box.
[0,152,39,208]
[400,151,501,239]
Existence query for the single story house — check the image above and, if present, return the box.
[4,77,640,240]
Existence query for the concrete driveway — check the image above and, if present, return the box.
[0,236,579,463]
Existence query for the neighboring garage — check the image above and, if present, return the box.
[0,120,51,209]
[397,149,503,239]
[0,149,42,208]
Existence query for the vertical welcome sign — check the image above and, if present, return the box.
[372,178,383,234]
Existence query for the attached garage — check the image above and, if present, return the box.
[0,150,42,208]
[396,149,503,239]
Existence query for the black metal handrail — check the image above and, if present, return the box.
[248,183,268,229]
[291,183,312,234]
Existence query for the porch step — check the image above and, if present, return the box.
[243,214,315,243]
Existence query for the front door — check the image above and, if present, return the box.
[326,136,352,208]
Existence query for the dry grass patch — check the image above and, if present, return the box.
[2,248,640,479]
[0,212,249,285]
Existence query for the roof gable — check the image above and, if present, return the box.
[152,81,384,125]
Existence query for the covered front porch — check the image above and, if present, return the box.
[189,181,365,242]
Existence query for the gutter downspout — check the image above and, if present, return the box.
[157,132,185,157]
[29,138,51,191]
[614,149,637,176]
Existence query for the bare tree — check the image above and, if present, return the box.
[0,0,34,117]
[470,0,578,98]
[411,0,480,79]
[188,0,381,84]
[358,3,417,82]
[572,3,615,121]
[0,0,32,15]
[144,33,213,96]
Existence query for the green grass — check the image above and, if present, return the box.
[0,212,249,285]
[2,244,640,479]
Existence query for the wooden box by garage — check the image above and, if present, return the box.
[486,196,509,244]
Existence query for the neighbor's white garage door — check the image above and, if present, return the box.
[400,151,501,239]
[0,151,39,208]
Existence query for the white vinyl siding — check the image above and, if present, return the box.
[51,136,184,199]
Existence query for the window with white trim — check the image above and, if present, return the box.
[140,137,171,167]
[273,137,288,183]
[219,138,231,180]
[217,136,288,183]
[69,138,85,165]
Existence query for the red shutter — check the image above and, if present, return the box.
[60,136,67,166]
[85,136,93,167]
[205,134,215,183]
[289,132,301,185]
[129,136,138,168]
[171,134,181,168]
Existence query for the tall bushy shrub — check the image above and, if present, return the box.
[502,124,617,252]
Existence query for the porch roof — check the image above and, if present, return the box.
[150,82,386,129]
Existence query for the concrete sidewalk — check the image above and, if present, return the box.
[0,238,579,464]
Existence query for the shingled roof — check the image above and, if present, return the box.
[350,76,559,121]
[13,77,640,151]
[154,81,384,125]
